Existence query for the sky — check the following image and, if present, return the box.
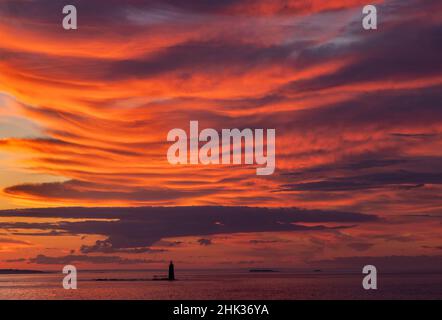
[0,0,441,271]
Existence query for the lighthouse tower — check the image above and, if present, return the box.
[168,261,175,281]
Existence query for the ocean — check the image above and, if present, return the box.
[0,269,441,300]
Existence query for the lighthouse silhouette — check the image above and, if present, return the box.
[168,261,175,281]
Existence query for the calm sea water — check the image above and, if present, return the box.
[0,270,441,300]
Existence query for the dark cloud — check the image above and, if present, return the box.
[0,206,377,251]
[280,170,442,192]
[4,180,217,202]
[282,157,411,177]
[197,238,212,246]
[0,0,364,26]
[4,258,27,263]
[0,221,60,230]
[10,230,68,237]
[80,239,166,254]
[277,86,442,133]
[155,240,184,247]
[249,239,290,244]
[108,41,294,80]
[0,38,296,82]
[0,0,151,26]
[28,254,162,265]
[390,133,439,139]
[288,20,442,93]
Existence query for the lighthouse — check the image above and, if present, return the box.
[168,261,175,281]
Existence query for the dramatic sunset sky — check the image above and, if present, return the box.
[0,0,441,271]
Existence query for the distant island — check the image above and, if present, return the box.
[0,269,48,274]
[249,269,278,273]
